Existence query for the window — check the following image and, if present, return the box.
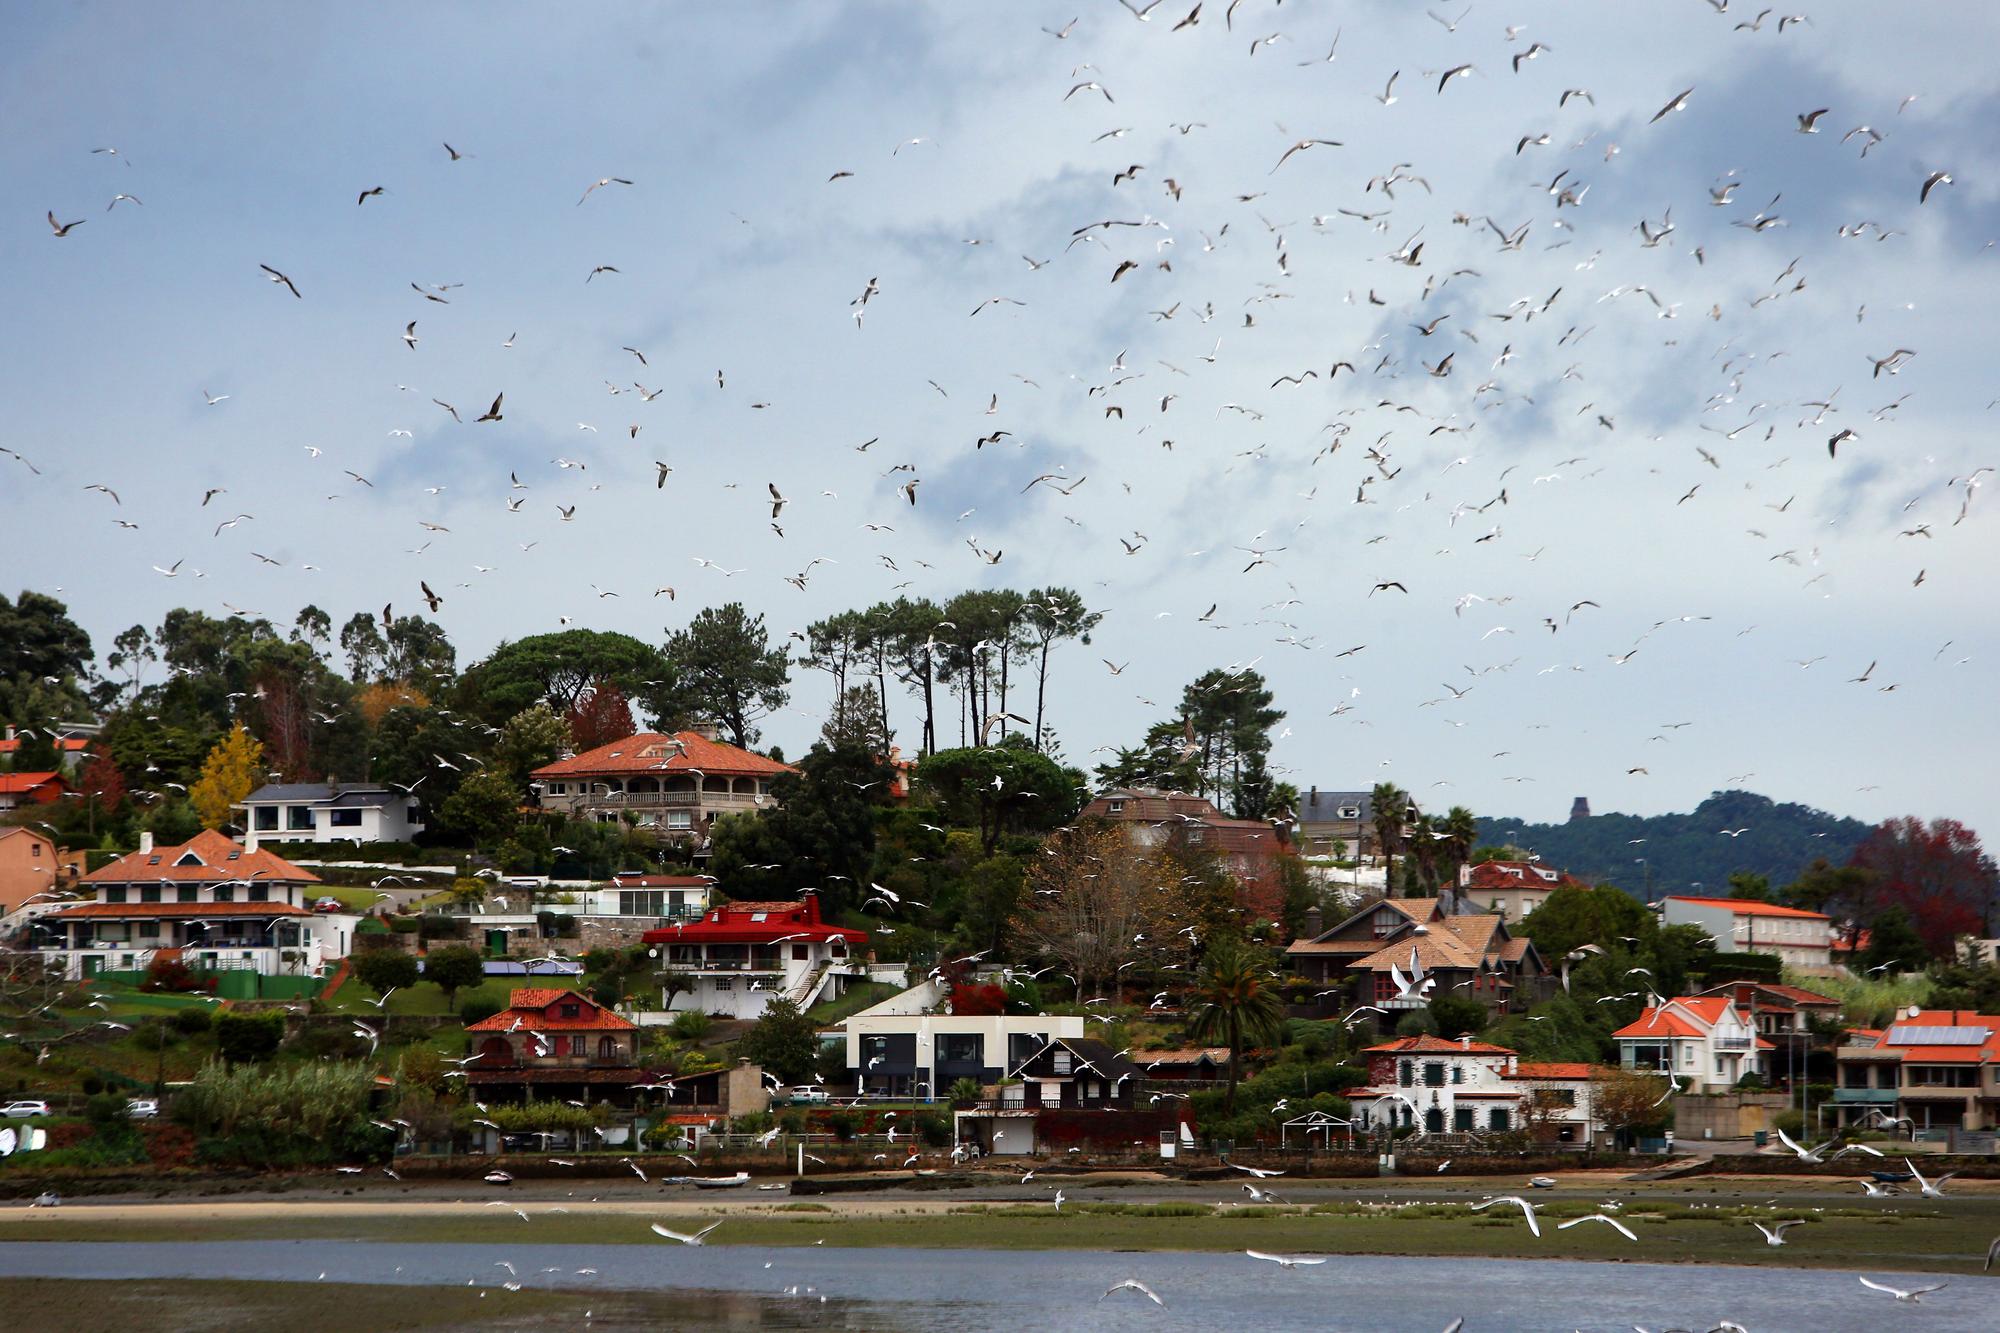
[1451,1065,1464,1085]
[1339,806,1360,819]
[1424,1062,1445,1087]
[177,886,196,903]
[939,1034,982,1064]
[215,885,233,902]
[792,944,809,961]
[713,977,733,992]
[329,809,362,828]
[1489,1108,1511,1131]
[253,807,279,831]
[1053,1049,1073,1074]
[286,807,316,831]
[548,782,567,795]
[249,885,269,902]
[1453,1107,1475,1132]
[620,890,665,916]
[1186,829,1206,844]
[560,1004,580,1018]
[140,886,161,903]
[29,842,42,858]
[1108,800,1125,814]
[597,1035,617,1060]
[666,811,693,829]
[138,921,160,939]
[1399,1060,1414,1088]
[105,886,127,903]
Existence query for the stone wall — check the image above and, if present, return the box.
[1671,1091,1790,1140]
[577,918,653,954]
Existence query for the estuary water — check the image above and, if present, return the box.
[0,1240,1991,1331]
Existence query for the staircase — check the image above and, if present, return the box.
[786,961,833,1008]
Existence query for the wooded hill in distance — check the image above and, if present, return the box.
[1477,790,1874,900]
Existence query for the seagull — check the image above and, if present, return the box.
[1101,1278,1166,1306]
[1857,1276,1948,1304]
[1905,1156,1957,1198]
[47,210,85,237]
[1751,1219,1806,1246]
[1558,1214,1637,1241]
[1650,87,1694,124]
[649,1220,722,1246]
[1470,1196,1541,1237]
[1919,170,1952,204]
[1246,1250,1327,1268]
[1228,1163,1285,1178]
[259,264,302,298]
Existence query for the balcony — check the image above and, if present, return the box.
[1831,1087,1898,1104]
[1713,1037,1754,1051]
[566,791,767,811]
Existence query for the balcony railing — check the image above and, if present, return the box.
[1713,1037,1754,1051]
[1831,1087,1899,1103]
[563,791,766,810]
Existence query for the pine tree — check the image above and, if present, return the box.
[189,723,265,829]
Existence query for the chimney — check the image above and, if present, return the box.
[245,828,259,853]
[138,830,154,854]
[1459,1033,1471,1049]
[690,720,722,743]
[1303,905,1323,939]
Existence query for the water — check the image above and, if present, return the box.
[0,1241,1991,1331]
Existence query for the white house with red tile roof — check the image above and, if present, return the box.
[639,895,877,1019]
[29,829,357,980]
[1613,996,1770,1091]
[1458,858,1588,920]
[530,728,794,853]
[0,771,68,812]
[1660,895,1833,970]
[1353,1034,1609,1143]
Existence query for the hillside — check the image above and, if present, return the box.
[1475,790,1874,900]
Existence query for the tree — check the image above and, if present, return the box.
[1185,938,1287,1113]
[1727,871,1773,902]
[1593,1066,1672,1147]
[660,603,790,748]
[0,590,94,699]
[214,1010,285,1066]
[351,948,420,995]
[736,997,818,1084]
[706,742,893,918]
[75,751,126,837]
[462,630,670,725]
[913,738,1082,854]
[1428,994,1488,1040]
[292,605,333,655]
[189,723,264,828]
[339,612,388,682]
[424,944,485,1011]
[564,679,637,752]
[1371,782,1408,884]
[1008,823,1189,999]
[1440,806,1479,886]
[1021,588,1101,751]
[1849,817,1999,954]
[1859,905,1931,974]
[821,683,890,755]
[1519,885,1651,961]
[495,703,571,785]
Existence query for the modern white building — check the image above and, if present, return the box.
[1659,895,1834,970]
[234,782,425,844]
[1613,996,1771,1092]
[30,830,357,981]
[640,895,895,1020]
[843,994,1089,1102]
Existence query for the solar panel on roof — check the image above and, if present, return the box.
[1883,1025,1987,1046]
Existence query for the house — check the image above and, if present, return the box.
[1132,1047,1232,1082]
[951,1036,1173,1156]
[1285,896,1549,1025]
[0,772,68,813]
[1831,1010,2000,1133]
[1295,788,1374,858]
[1660,896,1834,971]
[0,725,95,775]
[1351,1035,1606,1144]
[844,1000,1088,1101]
[1694,981,1842,1061]
[1077,787,1295,921]
[464,986,642,1102]
[27,829,357,983]
[1612,997,1771,1092]
[530,726,794,853]
[641,894,873,1019]
[1458,858,1589,920]
[233,781,425,844]
[0,825,81,917]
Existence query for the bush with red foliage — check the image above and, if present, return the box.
[948,982,1007,1016]
[1850,816,1998,958]
[564,680,638,752]
[142,956,199,993]
[141,1121,199,1169]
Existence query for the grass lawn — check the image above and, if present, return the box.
[324,980,511,1019]
[7,1197,1996,1276]
[804,983,902,1026]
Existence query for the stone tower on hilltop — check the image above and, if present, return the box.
[1568,796,1591,823]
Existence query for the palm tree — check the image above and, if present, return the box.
[1410,814,1442,895]
[1442,805,1479,891]
[1185,939,1288,1113]
[1369,782,1407,888]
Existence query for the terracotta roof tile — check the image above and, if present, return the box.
[1664,895,1830,921]
[83,830,319,886]
[1511,1062,1601,1079]
[465,987,637,1032]
[532,731,794,779]
[1363,1035,1516,1055]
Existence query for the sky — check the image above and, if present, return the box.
[4,1,1998,850]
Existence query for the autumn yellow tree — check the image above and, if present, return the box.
[190,723,265,829]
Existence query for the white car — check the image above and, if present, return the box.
[126,1099,160,1119]
[1,1100,52,1119]
[786,1086,829,1104]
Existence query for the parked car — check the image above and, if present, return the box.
[786,1086,829,1104]
[1,1100,52,1119]
[126,1099,159,1119]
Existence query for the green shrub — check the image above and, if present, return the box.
[81,1075,104,1096]
[458,994,505,1027]
[1771,1109,1805,1137]
[173,1006,214,1035]
[214,1010,285,1065]
[85,1093,131,1128]
[916,1114,951,1148]
[827,1111,861,1142]
[668,1010,712,1041]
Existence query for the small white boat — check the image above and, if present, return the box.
[691,1172,751,1190]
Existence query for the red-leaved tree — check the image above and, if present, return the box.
[1849,817,1999,958]
[564,679,637,752]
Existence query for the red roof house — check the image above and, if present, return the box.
[531,729,795,853]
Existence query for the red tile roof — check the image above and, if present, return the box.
[465,987,637,1033]
[1462,859,1586,891]
[533,731,793,780]
[0,771,66,795]
[48,901,313,919]
[642,895,866,946]
[1512,1062,1600,1079]
[1364,1035,1516,1055]
[1664,895,1829,921]
[1612,997,1742,1040]
[84,830,319,886]
[0,737,89,754]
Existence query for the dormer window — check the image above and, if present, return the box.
[560,1003,580,1019]
[175,852,205,867]
[1338,806,1359,819]
[147,855,162,865]
[1108,800,1125,814]
[227,850,241,860]
[750,912,767,922]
